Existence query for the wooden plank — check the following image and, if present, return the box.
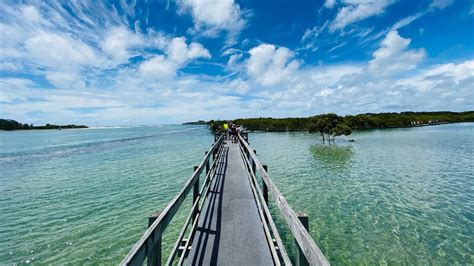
[238,134,330,266]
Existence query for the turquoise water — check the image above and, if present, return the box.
[1,123,473,264]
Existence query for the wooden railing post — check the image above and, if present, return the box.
[193,166,200,222]
[296,212,310,266]
[252,150,256,174]
[148,211,162,266]
[193,166,199,202]
[262,165,269,204]
[205,152,210,174]
[242,132,248,143]
[213,142,218,160]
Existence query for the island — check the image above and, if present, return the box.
[191,111,474,133]
[0,119,88,130]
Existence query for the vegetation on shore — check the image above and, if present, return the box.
[205,111,474,140]
[182,120,207,125]
[0,119,88,130]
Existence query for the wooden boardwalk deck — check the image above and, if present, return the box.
[121,133,329,266]
[187,141,273,265]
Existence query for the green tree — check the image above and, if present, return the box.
[308,113,344,142]
[330,123,352,141]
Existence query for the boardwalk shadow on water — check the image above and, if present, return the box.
[188,146,229,265]
[310,143,354,168]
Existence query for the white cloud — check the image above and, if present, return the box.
[0,61,19,71]
[247,44,300,86]
[324,0,337,9]
[397,61,474,91]
[101,27,143,63]
[20,5,43,23]
[177,0,242,28]
[45,71,86,89]
[307,64,362,85]
[226,53,243,72]
[176,0,247,44]
[330,0,393,31]
[391,12,425,31]
[25,31,100,69]
[139,55,178,78]
[301,21,329,42]
[139,37,210,78]
[319,88,334,97]
[429,0,453,10]
[368,30,425,76]
[227,78,250,95]
[166,37,210,65]
[300,21,330,51]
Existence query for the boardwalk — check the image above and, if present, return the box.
[187,142,273,265]
[121,133,329,266]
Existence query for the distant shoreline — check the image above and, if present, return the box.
[0,119,88,131]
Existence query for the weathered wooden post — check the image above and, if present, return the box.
[262,165,269,204]
[205,151,210,174]
[193,166,199,202]
[296,212,310,266]
[193,166,200,222]
[147,211,162,266]
[252,150,256,174]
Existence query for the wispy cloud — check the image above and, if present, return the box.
[329,0,395,32]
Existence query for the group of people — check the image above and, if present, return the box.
[223,122,245,143]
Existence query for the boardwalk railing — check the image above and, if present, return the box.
[122,132,329,266]
[237,133,329,266]
[121,134,225,266]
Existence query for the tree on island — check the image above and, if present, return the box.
[308,114,352,142]
[330,123,352,141]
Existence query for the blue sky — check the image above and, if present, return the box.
[0,0,473,126]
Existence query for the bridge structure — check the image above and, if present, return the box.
[121,132,329,266]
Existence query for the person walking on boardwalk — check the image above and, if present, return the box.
[227,123,232,141]
[223,122,229,140]
[231,124,238,143]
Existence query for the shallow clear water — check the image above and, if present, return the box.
[0,123,473,264]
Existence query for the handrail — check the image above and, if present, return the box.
[166,144,227,265]
[238,143,291,265]
[121,134,225,265]
[238,133,330,266]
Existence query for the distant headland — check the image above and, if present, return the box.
[184,111,474,132]
[182,120,208,125]
[0,119,88,131]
